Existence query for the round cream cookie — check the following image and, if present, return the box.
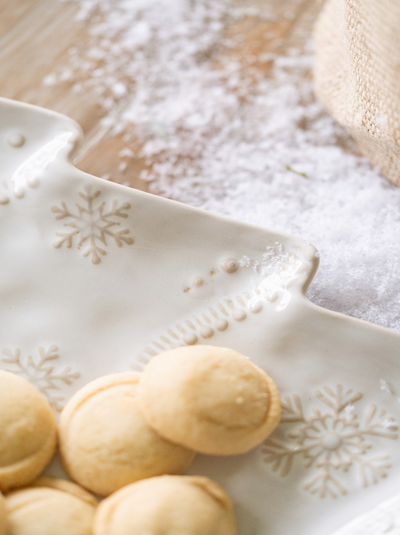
[5,476,97,535]
[94,475,237,535]
[138,345,281,455]
[59,372,195,496]
[0,491,7,535]
[0,371,57,491]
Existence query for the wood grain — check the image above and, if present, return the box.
[0,0,319,192]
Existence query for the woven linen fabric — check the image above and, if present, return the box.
[314,0,400,186]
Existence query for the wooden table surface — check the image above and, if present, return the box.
[0,0,320,192]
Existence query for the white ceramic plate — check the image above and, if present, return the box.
[1,97,400,535]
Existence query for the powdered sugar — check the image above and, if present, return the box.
[52,0,400,331]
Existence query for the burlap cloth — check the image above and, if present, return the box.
[314,0,400,186]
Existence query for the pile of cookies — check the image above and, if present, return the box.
[0,345,281,534]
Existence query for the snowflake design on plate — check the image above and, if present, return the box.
[262,385,398,499]
[1,345,80,412]
[52,185,134,264]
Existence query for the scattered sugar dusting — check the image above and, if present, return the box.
[238,243,299,278]
[51,0,400,331]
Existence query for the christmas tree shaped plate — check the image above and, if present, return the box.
[1,97,400,535]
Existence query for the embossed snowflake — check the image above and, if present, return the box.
[263,386,398,498]
[52,185,134,264]
[1,345,80,412]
